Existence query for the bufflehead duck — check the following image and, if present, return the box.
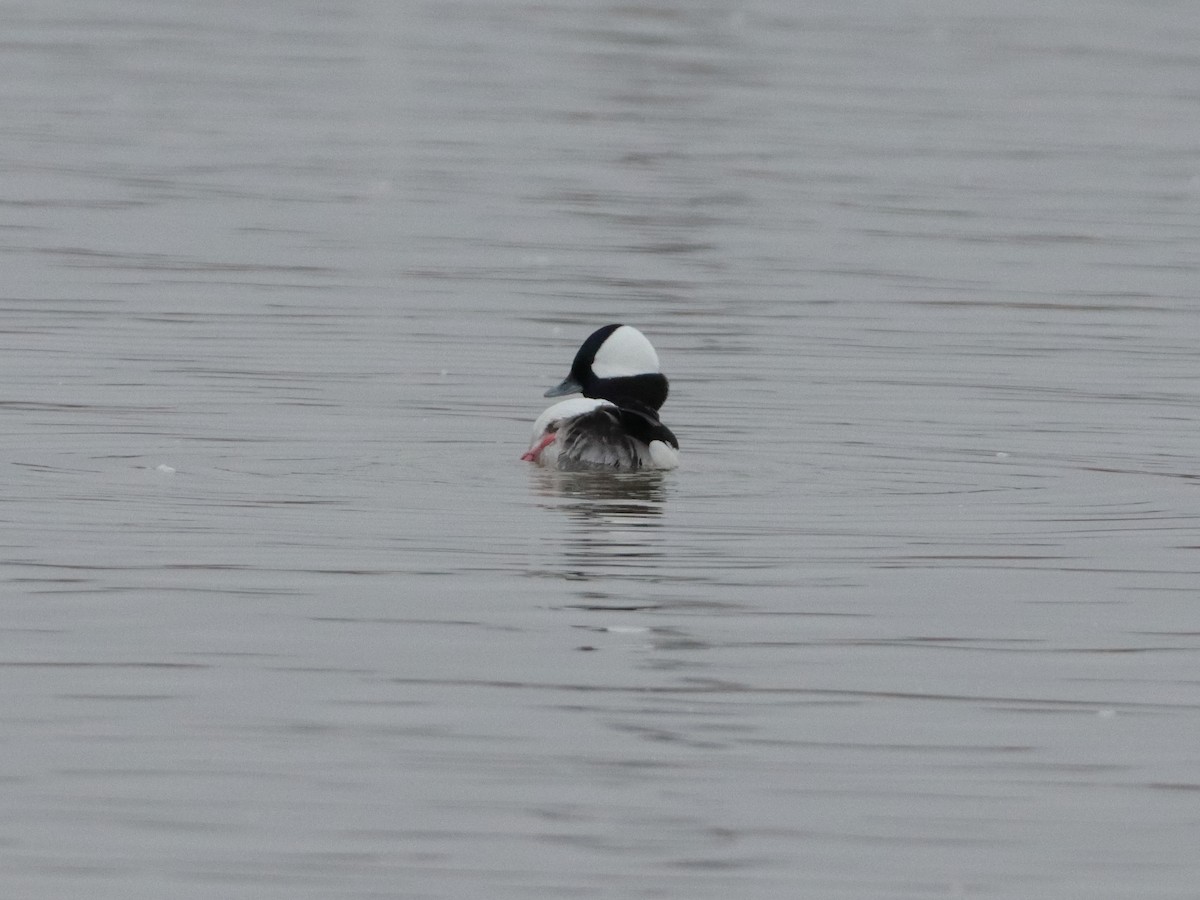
[523,325,679,470]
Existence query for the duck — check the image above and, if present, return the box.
[522,325,679,470]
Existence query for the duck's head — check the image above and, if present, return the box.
[544,324,669,411]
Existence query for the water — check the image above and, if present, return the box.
[2,1,1199,897]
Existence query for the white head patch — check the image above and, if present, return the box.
[590,326,661,379]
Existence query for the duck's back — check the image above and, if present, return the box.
[556,406,643,469]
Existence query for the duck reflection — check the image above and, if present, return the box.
[528,467,669,588]
[530,467,668,517]
[526,467,718,705]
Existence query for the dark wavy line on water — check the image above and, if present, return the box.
[0,661,209,669]
[384,677,1192,710]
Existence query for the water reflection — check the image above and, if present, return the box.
[528,469,671,603]
[529,468,669,515]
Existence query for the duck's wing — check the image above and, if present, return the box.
[556,406,643,469]
[614,405,678,450]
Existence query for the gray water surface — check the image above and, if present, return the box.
[3,2,1200,898]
